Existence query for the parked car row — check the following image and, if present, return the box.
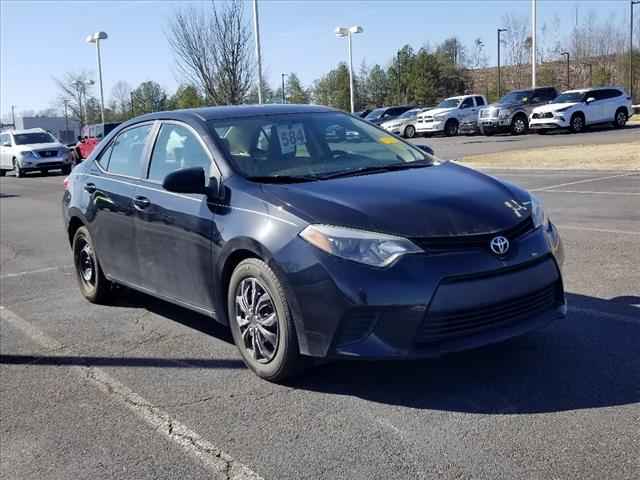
[375,86,634,138]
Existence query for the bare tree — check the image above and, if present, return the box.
[111,81,132,118]
[502,13,530,89]
[167,0,254,105]
[53,71,97,125]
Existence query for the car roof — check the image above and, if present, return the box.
[131,104,338,123]
[10,128,49,135]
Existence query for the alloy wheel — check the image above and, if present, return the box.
[513,118,526,134]
[405,125,415,138]
[616,111,627,127]
[234,278,279,364]
[75,237,96,289]
[572,116,584,133]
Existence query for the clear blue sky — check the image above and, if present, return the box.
[0,0,631,118]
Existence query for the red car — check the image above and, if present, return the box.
[75,122,120,161]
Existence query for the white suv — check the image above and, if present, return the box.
[529,87,633,134]
[416,95,487,137]
[0,128,72,177]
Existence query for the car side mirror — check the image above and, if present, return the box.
[415,144,434,156]
[585,97,595,104]
[163,167,207,194]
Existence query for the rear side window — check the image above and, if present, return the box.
[602,89,622,99]
[474,96,485,106]
[106,124,152,177]
[147,123,211,182]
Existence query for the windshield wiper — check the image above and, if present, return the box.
[318,161,433,180]
[246,174,319,184]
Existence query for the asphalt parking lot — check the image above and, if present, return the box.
[410,123,640,159]
[1,167,639,479]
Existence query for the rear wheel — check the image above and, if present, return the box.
[613,108,627,129]
[228,258,303,382]
[404,125,416,138]
[72,226,113,303]
[569,113,585,133]
[444,119,459,137]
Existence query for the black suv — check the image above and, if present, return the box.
[478,87,558,135]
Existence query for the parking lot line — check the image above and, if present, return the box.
[0,305,263,480]
[531,173,638,192]
[540,190,640,196]
[557,225,640,236]
[0,266,62,279]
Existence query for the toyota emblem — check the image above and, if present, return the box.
[490,236,510,255]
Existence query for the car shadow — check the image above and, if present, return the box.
[289,292,640,414]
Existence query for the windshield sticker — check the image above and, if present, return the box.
[378,135,398,145]
[277,123,307,155]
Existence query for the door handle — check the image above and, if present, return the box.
[84,183,96,194]
[133,195,151,210]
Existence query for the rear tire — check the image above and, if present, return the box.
[72,226,113,304]
[404,125,416,138]
[227,258,303,382]
[569,113,585,133]
[613,108,627,129]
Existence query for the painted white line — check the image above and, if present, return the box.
[540,190,640,196]
[531,173,638,192]
[557,225,640,236]
[0,266,61,279]
[0,306,263,480]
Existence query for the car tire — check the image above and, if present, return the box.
[0,169,6,177]
[569,113,585,133]
[13,159,23,178]
[613,108,627,129]
[42,169,49,176]
[510,115,528,135]
[62,165,72,175]
[227,258,303,382]
[404,125,416,139]
[72,226,113,304]
[444,119,459,137]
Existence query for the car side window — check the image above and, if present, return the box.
[460,98,474,109]
[106,124,152,177]
[602,89,621,100]
[148,123,211,182]
[0,134,9,146]
[474,96,485,106]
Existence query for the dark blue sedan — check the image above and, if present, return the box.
[62,104,566,382]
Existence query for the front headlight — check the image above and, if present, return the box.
[531,195,548,229]
[299,224,422,267]
[20,150,39,159]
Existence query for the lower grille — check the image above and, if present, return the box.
[416,282,561,344]
[336,311,378,346]
[37,150,59,158]
[34,161,64,168]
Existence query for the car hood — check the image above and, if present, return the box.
[532,102,579,113]
[19,142,65,151]
[260,162,532,238]
[422,107,456,117]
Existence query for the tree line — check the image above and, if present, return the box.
[46,0,639,126]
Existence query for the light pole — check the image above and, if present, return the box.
[561,51,570,90]
[497,28,508,98]
[63,100,70,141]
[11,105,15,127]
[252,0,263,104]
[281,73,287,104]
[86,31,108,124]
[532,0,537,87]
[631,0,640,101]
[335,25,363,113]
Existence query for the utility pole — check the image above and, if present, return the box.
[532,0,537,87]
[632,1,640,101]
[63,100,70,141]
[281,73,287,104]
[561,51,571,90]
[252,0,263,104]
[11,105,15,127]
[497,28,508,98]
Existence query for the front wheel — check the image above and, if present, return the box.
[72,226,113,303]
[228,258,303,382]
[510,116,528,135]
[444,119,459,137]
[0,169,6,177]
[569,113,585,133]
[62,165,72,175]
[404,125,416,138]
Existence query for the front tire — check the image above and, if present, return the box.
[569,113,585,133]
[0,169,6,177]
[444,119,459,137]
[62,165,72,175]
[72,226,113,304]
[510,115,528,135]
[404,125,416,138]
[13,159,23,178]
[228,258,302,382]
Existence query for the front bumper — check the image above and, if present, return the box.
[529,116,568,130]
[276,222,565,359]
[20,156,72,171]
[416,120,444,133]
[479,118,511,133]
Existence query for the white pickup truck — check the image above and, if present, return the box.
[416,95,487,137]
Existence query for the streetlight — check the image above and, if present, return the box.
[281,73,287,104]
[561,51,571,90]
[86,31,108,124]
[497,28,508,98]
[252,0,264,104]
[335,25,363,113]
[532,0,537,87]
[631,0,640,101]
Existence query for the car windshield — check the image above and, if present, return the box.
[498,91,532,104]
[437,99,461,108]
[554,91,586,103]
[364,108,386,120]
[13,132,56,145]
[208,112,433,182]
